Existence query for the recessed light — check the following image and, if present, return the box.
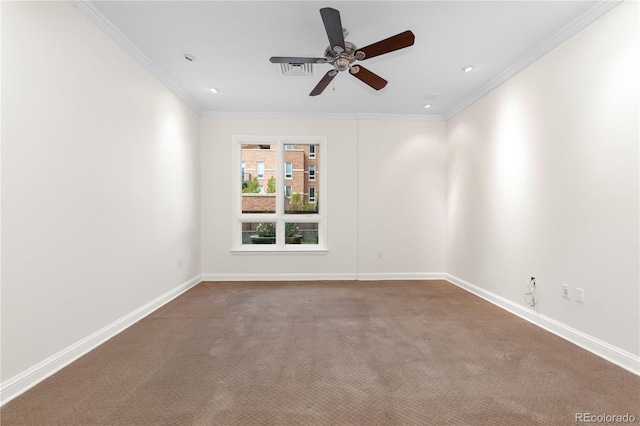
[463,65,474,73]
[183,54,195,62]
[423,104,432,109]
[210,87,218,94]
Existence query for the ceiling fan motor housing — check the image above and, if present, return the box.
[324,41,358,72]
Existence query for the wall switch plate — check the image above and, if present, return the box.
[576,288,585,303]
[562,284,570,299]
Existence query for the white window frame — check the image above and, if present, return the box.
[308,164,316,181]
[309,145,316,159]
[232,136,327,253]
[284,162,293,179]
[256,161,264,179]
[285,185,292,197]
[284,144,293,150]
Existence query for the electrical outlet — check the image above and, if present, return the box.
[562,284,570,299]
[576,288,585,303]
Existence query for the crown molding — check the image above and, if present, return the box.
[202,111,357,120]
[70,1,202,116]
[72,0,620,122]
[202,111,445,122]
[444,0,623,120]
[354,113,446,122]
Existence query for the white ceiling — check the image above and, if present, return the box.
[79,1,614,118]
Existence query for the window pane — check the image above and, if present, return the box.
[241,143,275,213]
[242,222,276,245]
[285,223,319,245]
[284,144,319,215]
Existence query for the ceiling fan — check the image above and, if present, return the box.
[269,7,415,96]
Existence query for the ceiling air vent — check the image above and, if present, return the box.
[279,63,314,76]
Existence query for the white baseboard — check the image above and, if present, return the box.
[0,275,203,406]
[201,273,358,281]
[7,272,633,408]
[201,272,446,282]
[357,272,446,281]
[445,273,640,376]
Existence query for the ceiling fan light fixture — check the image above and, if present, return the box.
[463,65,474,73]
[334,57,351,71]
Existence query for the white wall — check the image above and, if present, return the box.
[446,1,639,357]
[200,116,446,279]
[1,0,201,389]
[357,119,446,278]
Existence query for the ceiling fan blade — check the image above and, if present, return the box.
[349,66,387,90]
[320,7,345,50]
[310,70,337,96]
[356,30,415,60]
[270,57,326,64]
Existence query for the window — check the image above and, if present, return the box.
[242,222,276,245]
[257,162,264,179]
[309,145,316,159]
[233,136,326,251]
[284,144,293,150]
[285,222,318,245]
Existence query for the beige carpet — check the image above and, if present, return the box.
[2,280,638,425]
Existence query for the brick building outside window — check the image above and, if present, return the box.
[241,144,319,214]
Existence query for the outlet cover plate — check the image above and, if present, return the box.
[562,284,570,299]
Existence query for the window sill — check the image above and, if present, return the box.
[231,246,328,255]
